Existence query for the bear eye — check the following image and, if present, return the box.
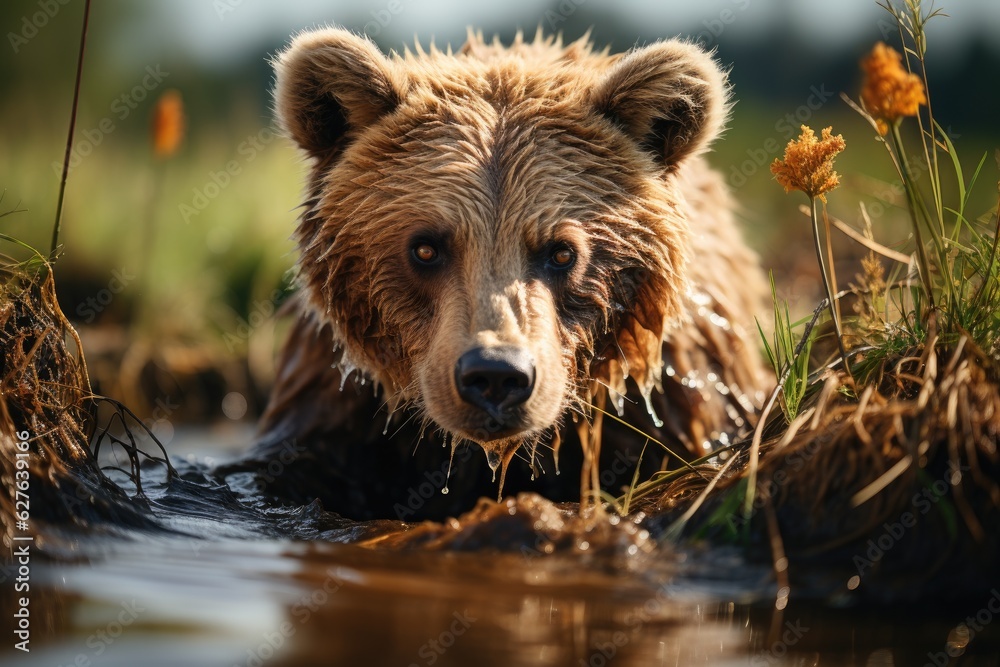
[411,241,440,266]
[548,244,576,270]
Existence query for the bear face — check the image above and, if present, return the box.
[274,29,730,465]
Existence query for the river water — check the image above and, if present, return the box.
[3,432,999,666]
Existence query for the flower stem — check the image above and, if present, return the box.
[889,122,937,312]
[50,0,92,259]
[809,196,851,379]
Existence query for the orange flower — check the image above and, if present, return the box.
[151,89,185,158]
[770,125,846,202]
[860,42,926,135]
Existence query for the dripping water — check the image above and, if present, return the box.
[528,440,538,481]
[643,390,664,428]
[496,455,511,503]
[551,430,561,476]
[338,366,356,391]
[443,434,456,495]
[485,449,501,483]
[383,409,393,436]
[411,423,428,456]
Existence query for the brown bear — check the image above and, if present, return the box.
[222,28,769,521]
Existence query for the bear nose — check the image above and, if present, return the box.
[454,346,535,419]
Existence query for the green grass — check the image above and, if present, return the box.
[0,113,300,344]
[757,272,816,422]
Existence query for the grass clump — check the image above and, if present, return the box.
[757,272,816,423]
[0,236,165,541]
[621,0,1000,600]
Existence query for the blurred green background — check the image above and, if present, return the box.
[2,0,998,436]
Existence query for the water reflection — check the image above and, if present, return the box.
[4,535,999,667]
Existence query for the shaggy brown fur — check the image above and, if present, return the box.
[225,29,769,520]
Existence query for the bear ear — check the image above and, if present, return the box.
[273,28,407,160]
[591,40,729,168]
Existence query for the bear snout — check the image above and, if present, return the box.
[454,346,535,428]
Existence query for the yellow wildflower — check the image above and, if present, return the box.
[860,42,926,135]
[770,125,846,202]
[151,89,185,158]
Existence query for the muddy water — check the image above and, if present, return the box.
[4,438,1000,666]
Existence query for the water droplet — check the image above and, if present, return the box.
[444,436,457,491]
[485,449,501,483]
[496,468,508,501]
[551,430,562,475]
[643,392,664,428]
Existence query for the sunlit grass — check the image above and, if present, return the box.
[1,121,300,330]
[619,1,1000,573]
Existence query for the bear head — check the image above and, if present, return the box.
[273,28,729,466]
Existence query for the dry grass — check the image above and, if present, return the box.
[648,320,999,519]
[0,258,164,545]
[614,1,1000,601]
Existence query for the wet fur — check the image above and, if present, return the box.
[222,30,769,520]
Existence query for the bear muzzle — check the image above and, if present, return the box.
[454,345,535,436]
